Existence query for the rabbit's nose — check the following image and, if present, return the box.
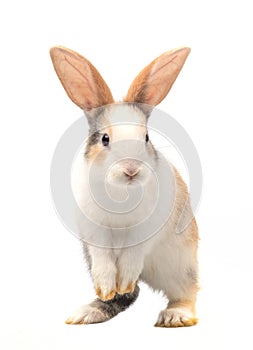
[123,167,140,179]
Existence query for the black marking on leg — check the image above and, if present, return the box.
[90,284,140,320]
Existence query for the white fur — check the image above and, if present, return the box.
[71,105,197,306]
[51,46,198,325]
[66,304,107,324]
[155,307,196,327]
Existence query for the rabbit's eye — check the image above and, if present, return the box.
[145,133,149,143]
[102,133,110,146]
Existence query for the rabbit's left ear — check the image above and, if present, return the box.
[125,47,190,106]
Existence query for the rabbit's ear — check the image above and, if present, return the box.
[50,47,114,110]
[125,47,190,106]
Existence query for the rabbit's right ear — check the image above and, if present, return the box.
[50,47,114,110]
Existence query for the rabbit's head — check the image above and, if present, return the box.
[50,47,190,187]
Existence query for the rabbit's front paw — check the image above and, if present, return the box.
[116,251,142,295]
[92,266,116,301]
[116,267,138,294]
[155,307,198,327]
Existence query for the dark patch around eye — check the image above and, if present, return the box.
[84,131,100,158]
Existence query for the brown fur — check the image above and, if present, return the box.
[124,48,191,106]
[86,143,105,163]
[85,125,113,161]
[117,281,137,295]
[50,47,114,110]
[96,287,116,301]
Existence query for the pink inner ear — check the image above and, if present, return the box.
[57,54,98,110]
[50,46,114,110]
[124,47,190,107]
[150,55,176,77]
[64,55,95,94]
[146,54,184,105]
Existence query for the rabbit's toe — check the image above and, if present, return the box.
[95,287,116,301]
[117,281,136,295]
[155,307,198,328]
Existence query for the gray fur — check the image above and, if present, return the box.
[90,285,140,321]
[81,241,92,270]
[84,131,101,158]
[84,103,155,160]
[186,267,198,283]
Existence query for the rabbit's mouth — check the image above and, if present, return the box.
[125,177,138,185]
[104,158,152,187]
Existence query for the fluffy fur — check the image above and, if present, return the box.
[50,46,199,327]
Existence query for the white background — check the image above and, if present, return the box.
[1,1,253,349]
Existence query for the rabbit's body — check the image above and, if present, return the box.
[50,46,199,327]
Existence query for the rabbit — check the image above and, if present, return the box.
[50,46,199,327]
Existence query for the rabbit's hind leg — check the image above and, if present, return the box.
[65,285,140,325]
[155,299,198,328]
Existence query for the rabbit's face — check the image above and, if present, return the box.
[50,46,190,189]
[85,104,157,187]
